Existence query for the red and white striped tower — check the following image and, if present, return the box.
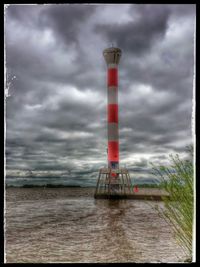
[103,47,122,170]
[94,47,133,198]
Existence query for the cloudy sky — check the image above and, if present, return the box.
[5,4,195,186]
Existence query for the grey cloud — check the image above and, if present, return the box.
[39,4,97,46]
[5,4,44,27]
[168,4,196,17]
[95,4,170,55]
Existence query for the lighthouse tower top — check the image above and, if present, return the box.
[103,47,122,65]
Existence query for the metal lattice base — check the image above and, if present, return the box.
[94,168,133,198]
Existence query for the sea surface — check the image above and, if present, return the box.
[5,187,186,263]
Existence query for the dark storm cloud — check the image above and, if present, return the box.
[39,5,97,46]
[5,4,100,93]
[95,4,170,55]
[5,4,43,27]
[5,4,195,186]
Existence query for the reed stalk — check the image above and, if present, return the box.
[151,146,194,260]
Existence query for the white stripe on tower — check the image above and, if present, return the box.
[107,87,118,104]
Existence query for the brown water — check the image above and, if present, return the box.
[5,188,186,263]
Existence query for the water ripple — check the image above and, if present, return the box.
[5,188,186,263]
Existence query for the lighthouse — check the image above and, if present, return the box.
[94,47,132,198]
[103,47,121,169]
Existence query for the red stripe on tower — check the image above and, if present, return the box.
[108,104,118,123]
[108,68,118,87]
[108,141,119,162]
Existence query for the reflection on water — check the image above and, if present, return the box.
[5,188,186,263]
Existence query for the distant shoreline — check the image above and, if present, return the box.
[6,183,161,189]
[6,184,83,188]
